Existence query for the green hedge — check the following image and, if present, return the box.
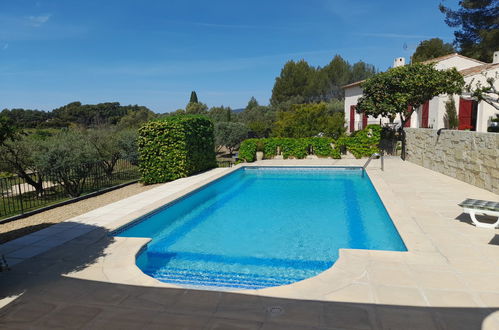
[239,137,340,161]
[138,115,216,184]
[339,124,381,158]
[238,125,381,162]
[238,138,258,162]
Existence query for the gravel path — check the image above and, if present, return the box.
[0,183,157,244]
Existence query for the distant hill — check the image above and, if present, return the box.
[232,108,244,113]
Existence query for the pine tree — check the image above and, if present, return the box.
[189,91,199,104]
[412,38,456,63]
[440,0,499,62]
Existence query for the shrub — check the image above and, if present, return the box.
[237,125,381,162]
[240,137,339,162]
[238,139,258,162]
[345,125,381,158]
[444,97,459,129]
[138,115,216,184]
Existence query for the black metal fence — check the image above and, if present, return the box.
[216,159,235,168]
[0,159,140,220]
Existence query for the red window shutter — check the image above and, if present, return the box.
[421,101,429,128]
[458,98,473,130]
[350,105,356,132]
[405,106,412,128]
[362,112,368,129]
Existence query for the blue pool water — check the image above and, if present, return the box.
[116,167,406,289]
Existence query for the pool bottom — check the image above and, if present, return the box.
[118,166,406,290]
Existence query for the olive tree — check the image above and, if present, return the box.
[0,133,47,194]
[35,130,101,197]
[466,76,499,111]
[356,63,464,159]
[214,122,249,156]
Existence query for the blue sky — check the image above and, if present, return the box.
[0,0,457,113]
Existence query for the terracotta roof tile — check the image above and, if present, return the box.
[459,62,499,76]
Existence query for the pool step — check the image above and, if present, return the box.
[145,267,303,289]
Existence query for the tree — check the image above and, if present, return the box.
[246,97,259,110]
[270,60,316,107]
[185,102,208,114]
[0,133,47,194]
[356,63,464,159]
[274,103,346,139]
[117,129,139,165]
[118,108,156,128]
[444,97,459,129]
[466,75,499,110]
[238,99,276,138]
[440,0,499,62]
[35,130,101,197]
[0,108,51,129]
[270,56,378,107]
[0,114,16,144]
[350,61,377,83]
[322,55,352,100]
[207,106,232,123]
[214,122,249,156]
[412,38,456,63]
[49,102,153,128]
[86,127,123,176]
[189,91,199,104]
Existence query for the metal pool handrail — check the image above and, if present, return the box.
[362,153,384,175]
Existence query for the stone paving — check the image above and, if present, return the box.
[0,158,498,329]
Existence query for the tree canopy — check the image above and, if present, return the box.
[1,102,155,129]
[214,122,249,155]
[440,0,499,62]
[357,63,465,127]
[270,55,376,108]
[189,91,199,103]
[412,38,456,63]
[274,103,346,139]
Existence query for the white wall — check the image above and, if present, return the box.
[432,56,483,71]
[343,55,496,133]
[463,67,499,132]
[344,85,362,132]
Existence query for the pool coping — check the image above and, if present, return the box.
[60,162,440,302]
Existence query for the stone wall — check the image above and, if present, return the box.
[405,128,499,194]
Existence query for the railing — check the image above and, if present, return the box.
[217,159,235,168]
[0,159,140,221]
[362,153,384,176]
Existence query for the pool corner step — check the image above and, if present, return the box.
[146,268,302,290]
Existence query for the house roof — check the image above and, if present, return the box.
[342,53,488,90]
[459,62,499,77]
[420,53,486,65]
[342,80,365,89]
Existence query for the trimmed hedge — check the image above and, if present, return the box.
[239,137,340,161]
[238,125,381,162]
[339,124,382,158]
[138,115,216,184]
[238,138,258,162]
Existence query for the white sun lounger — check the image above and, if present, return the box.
[459,199,499,229]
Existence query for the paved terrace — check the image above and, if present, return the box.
[0,158,498,329]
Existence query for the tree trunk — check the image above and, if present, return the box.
[400,128,407,161]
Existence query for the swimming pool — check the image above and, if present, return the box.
[116,167,406,290]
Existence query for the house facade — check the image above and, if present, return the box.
[343,52,499,133]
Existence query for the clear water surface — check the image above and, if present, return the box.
[116,167,406,289]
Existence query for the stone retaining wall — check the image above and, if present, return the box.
[405,128,499,194]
